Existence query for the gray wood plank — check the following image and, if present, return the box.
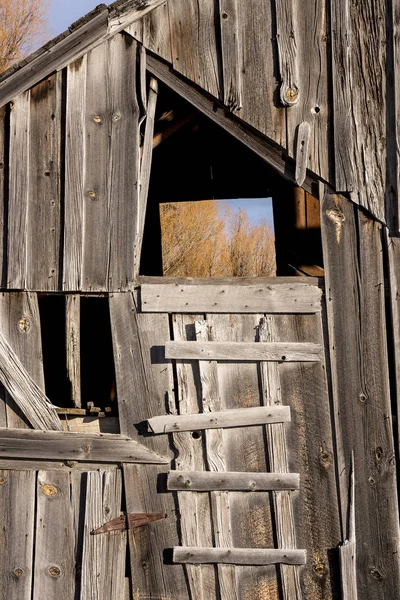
[109,293,190,598]
[275,0,299,107]
[7,91,30,289]
[140,281,322,313]
[0,459,119,471]
[0,470,36,600]
[135,77,158,278]
[219,0,242,112]
[321,189,400,598]
[196,320,236,599]
[167,471,299,492]
[173,548,307,566]
[205,313,279,599]
[166,341,322,362]
[169,0,220,99]
[171,313,218,600]
[386,231,400,455]
[140,275,322,286]
[259,317,301,599]
[80,470,126,600]
[135,2,172,62]
[0,428,168,463]
[0,292,45,429]
[340,454,357,600]
[33,472,75,599]
[295,121,311,187]
[145,53,317,196]
[63,55,87,291]
[236,1,285,146]
[108,0,171,36]
[148,405,290,434]
[0,327,62,430]
[0,106,6,290]
[66,295,81,407]
[26,72,62,291]
[330,0,355,191]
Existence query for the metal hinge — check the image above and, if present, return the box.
[91,512,167,535]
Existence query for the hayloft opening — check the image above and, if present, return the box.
[38,295,118,426]
[140,81,323,278]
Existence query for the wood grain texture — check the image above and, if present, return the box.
[148,405,291,434]
[196,320,236,599]
[0,328,62,430]
[33,472,75,599]
[275,0,299,107]
[386,231,400,455]
[0,106,6,287]
[169,0,220,99]
[167,471,300,492]
[171,313,218,600]
[173,547,307,566]
[321,190,400,598]
[0,470,36,600]
[0,428,168,463]
[109,293,189,598]
[80,470,126,600]
[140,281,322,313]
[0,292,45,429]
[219,0,242,112]
[66,295,81,407]
[7,92,30,289]
[166,341,322,362]
[126,2,172,62]
[340,455,357,600]
[295,121,311,187]
[259,317,301,600]
[26,73,62,291]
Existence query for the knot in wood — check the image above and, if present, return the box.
[315,562,326,577]
[49,566,61,577]
[14,568,24,577]
[18,316,31,333]
[281,85,299,107]
[113,113,121,122]
[88,191,96,199]
[93,115,102,123]
[0,477,6,485]
[40,484,58,497]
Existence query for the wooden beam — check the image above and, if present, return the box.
[66,295,81,408]
[165,341,322,362]
[340,453,357,599]
[140,281,322,313]
[148,405,291,434]
[0,427,169,463]
[173,548,307,566]
[0,329,62,430]
[167,471,300,492]
[145,53,319,197]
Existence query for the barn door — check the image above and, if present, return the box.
[110,278,342,600]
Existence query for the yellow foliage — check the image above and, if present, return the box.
[160,200,276,277]
[0,0,49,74]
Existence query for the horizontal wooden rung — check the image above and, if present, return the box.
[173,547,307,566]
[165,341,322,362]
[148,406,290,434]
[140,281,322,313]
[167,471,300,491]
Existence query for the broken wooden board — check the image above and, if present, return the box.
[165,341,322,362]
[148,405,291,434]
[167,471,299,491]
[140,281,322,313]
[173,548,307,566]
[0,428,168,463]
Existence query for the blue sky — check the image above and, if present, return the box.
[48,3,274,229]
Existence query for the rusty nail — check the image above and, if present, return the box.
[14,568,24,577]
[49,566,61,577]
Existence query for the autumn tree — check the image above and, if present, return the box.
[160,200,276,277]
[0,0,49,74]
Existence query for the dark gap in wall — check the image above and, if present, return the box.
[80,296,117,412]
[39,294,71,408]
[1,104,10,288]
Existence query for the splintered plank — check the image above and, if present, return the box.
[7,91,30,289]
[169,0,220,99]
[66,296,81,407]
[81,470,126,600]
[33,472,75,599]
[259,317,301,599]
[165,341,322,362]
[26,72,62,290]
[148,405,290,434]
[196,320,236,598]
[171,313,218,600]
[167,471,300,492]
[64,34,139,292]
[0,428,168,463]
[173,548,306,566]
[0,328,62,430]
[140,281,322,313]
[0,292,45,428]
[109,293,189,599]
[0,470,36,600]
